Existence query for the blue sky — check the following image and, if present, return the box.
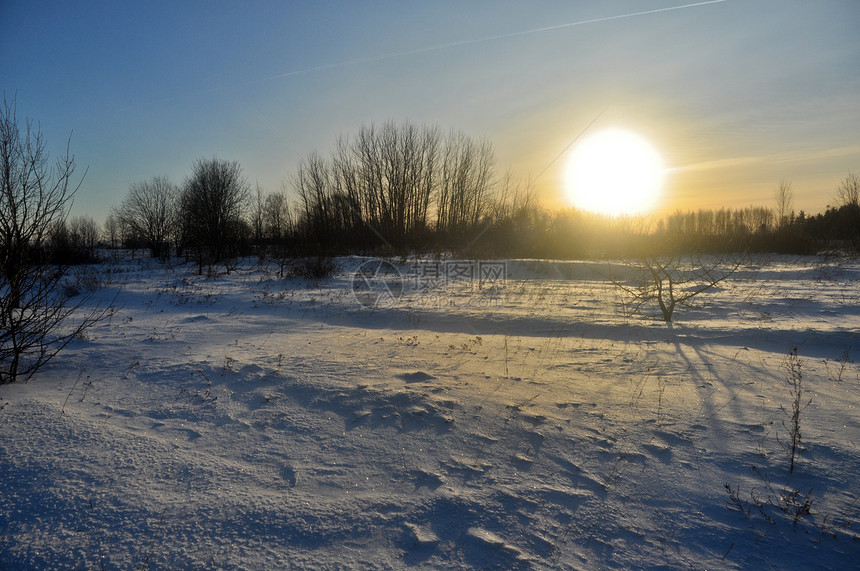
[2,0,859,222]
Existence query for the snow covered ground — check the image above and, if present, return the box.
[1,254,858,569]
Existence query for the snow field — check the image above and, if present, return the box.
[1,255,859,569]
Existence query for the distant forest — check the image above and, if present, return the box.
[56,121,860,265]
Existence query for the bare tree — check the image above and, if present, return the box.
[114,176,177,260]
[294,151,334,246]
[487,169,533,222]
[261,188,293,276]
[836,171,860,208]
[436,130,495,241]
[774,179,794,228]
[610,253,746,322]
[68,215,100,260]
[263,188,292,243]
[330,137,375,245]
[248,183,266,245]
[293,120,497,251]
[180,157,249,273]
[0,97,106,383]
[103,213,121,250]
[350,121,439,245]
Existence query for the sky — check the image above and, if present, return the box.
[2,0,859,223]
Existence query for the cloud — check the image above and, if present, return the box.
[670,145,860,173]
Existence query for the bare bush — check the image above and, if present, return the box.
[782,347,811,474]
[725,466,815,532]
[610,253,745,322]
[287,255,339,280]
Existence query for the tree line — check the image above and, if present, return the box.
[17,118,860,273]
[105,120,535,270]
[100,120,859,264]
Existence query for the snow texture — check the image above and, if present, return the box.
[1,254,859,569]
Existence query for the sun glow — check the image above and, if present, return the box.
[564,128,665,217]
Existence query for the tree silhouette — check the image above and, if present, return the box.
[0,97,107,383]
[180,157,249,273]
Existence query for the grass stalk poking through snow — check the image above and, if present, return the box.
[781,347,809,474]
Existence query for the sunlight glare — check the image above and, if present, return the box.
[564,128,665,216]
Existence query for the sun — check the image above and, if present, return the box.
[564,128,665,217]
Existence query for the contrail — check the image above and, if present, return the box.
[251,108,303,161]
[264,0,730,81]
[96,1,728,118]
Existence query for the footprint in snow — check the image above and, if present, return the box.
[281,465,297,487]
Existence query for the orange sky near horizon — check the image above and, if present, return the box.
[509,106,860,218]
